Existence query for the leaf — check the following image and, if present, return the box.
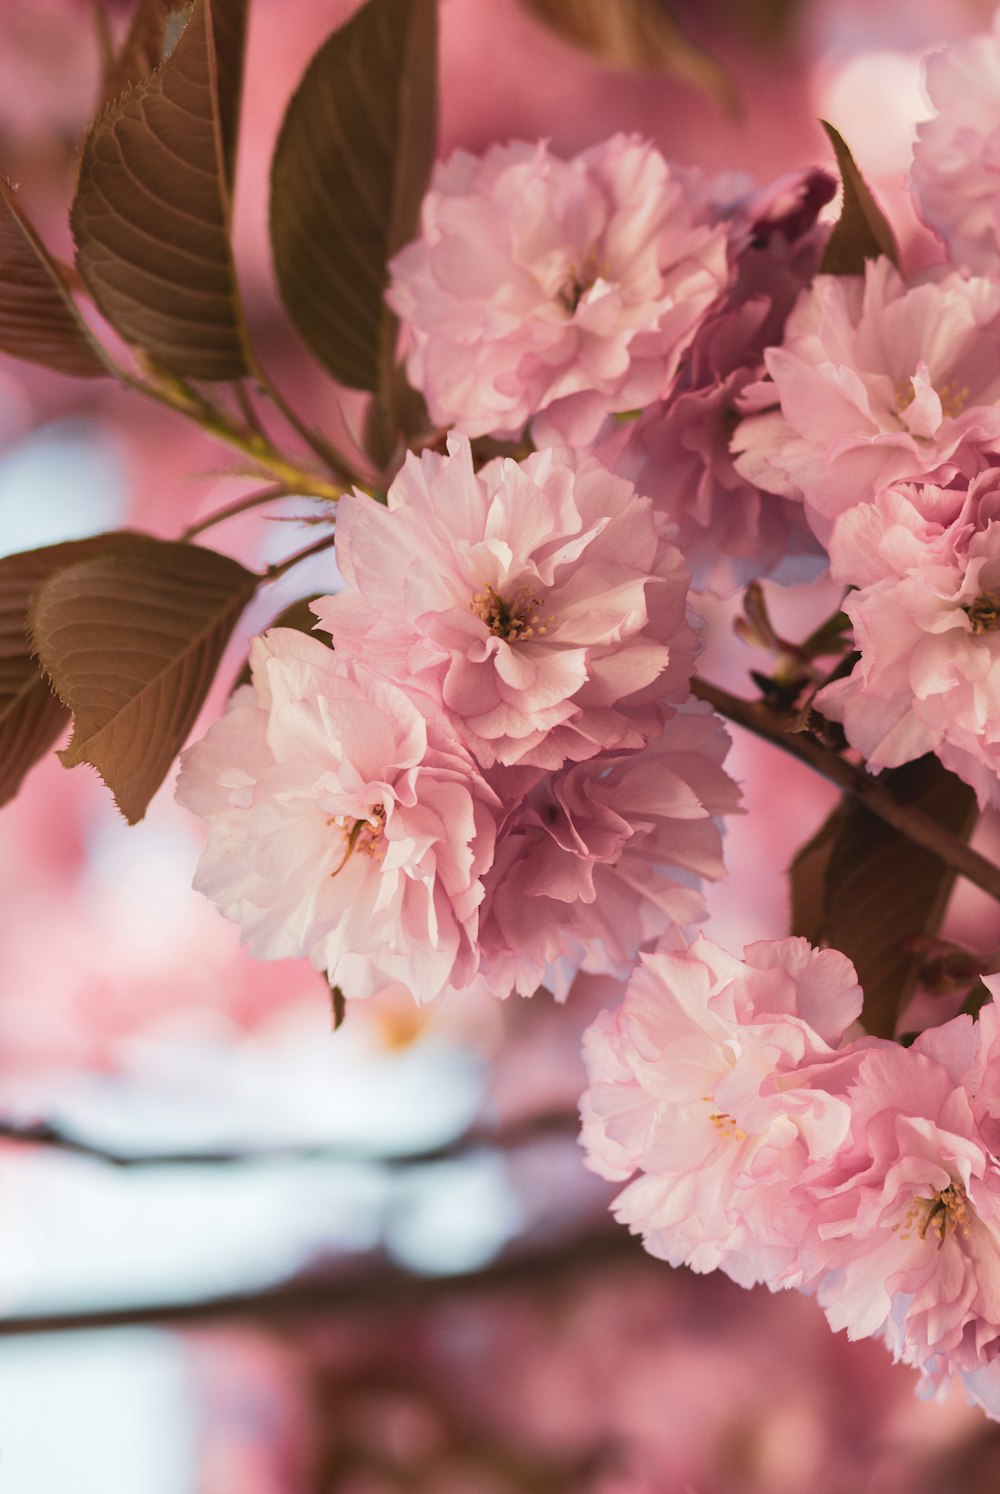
[0,180,109,378]
[72,0,251,380]
[99,0,193,108]
[0,535,127,809]
[819,121,899,275]
[789,756,978,1038]
[269,0,438,393]
[520,0,739,114]
[29,535,258,823]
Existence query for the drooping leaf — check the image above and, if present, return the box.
[269,0,438,393]
[520,0,739,113]
[789,756,978,1038]
[0,180,109,378]
[230,594,325,691]
[72,0,251,380]
[0,535,128,808]
[29,535,258,823]
[819,121,899,275]
[99,0,193,108]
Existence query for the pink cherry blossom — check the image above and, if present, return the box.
[732,257,1000,538]
[175,628,499,1006]
[795,1037,1000,1391]
[316,434,698,771]
[579,934,864,1288]
[817,470,1000,807]
[386,134,730,444]
[477,702,740,1000]
[598,225,826,594]
[912,15,1000,275]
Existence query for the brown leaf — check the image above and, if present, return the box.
[72,0,251,380]
[0,535,127,808]
[99,0,193,108]
[819,121,899,275]
[29,535,258,823]
[789,756,978,1038]
[521,0,739,113]
[0,180,109,378]
[269,0,438,393]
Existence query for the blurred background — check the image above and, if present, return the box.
[5,0,1000,1488]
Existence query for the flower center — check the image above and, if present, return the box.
[893,377,969,420]
[470,582,548,642]
[330,806,386,877]
[557,248,608,314]
[703,1100,746,1143]
[965,594,1000,634]
[896,1183,970,1250]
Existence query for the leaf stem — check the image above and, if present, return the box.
[263,531,339,580]
[120,371,344,501]
[692,676,1000,903]
[179,485,298,541]
[251,359,361,487]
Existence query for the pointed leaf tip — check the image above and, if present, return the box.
[819,120,899,275]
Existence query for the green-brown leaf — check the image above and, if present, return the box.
[72,0,250,380]
[819,120,899,275]
[0,535,128,809]
[0,180,109,378]
[29,535,258,823]
[269,0,438,394]
[789,756,978,1038]
[521,0,739,113]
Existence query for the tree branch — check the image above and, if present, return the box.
[0,1108,578,1171]
[693,677,1000,903]
[0,1225,637,1339]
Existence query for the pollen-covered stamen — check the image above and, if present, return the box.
[893,376,970,419]
[470,582,550,642]
[965,593,1000,634]
[329,805,386,877]
[702,1098,747,1143]
[896,1182,970,1249]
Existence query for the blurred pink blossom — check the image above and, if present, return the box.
[912,12,1000,274]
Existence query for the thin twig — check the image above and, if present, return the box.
[693,677,1000,903]
[251,361,361,487]
[0,1108,578,1171]
[179,485,299,541]
[263,531,339,580]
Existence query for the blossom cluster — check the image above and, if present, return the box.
[172,31,1000,1426]
[580,933,1000,1415]
[177,435,739,1005]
